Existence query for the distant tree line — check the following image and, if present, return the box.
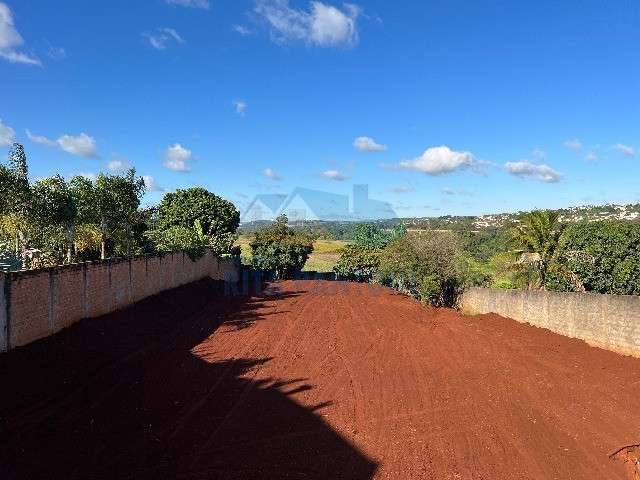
[0,143,240,269]
[333,211,640,306]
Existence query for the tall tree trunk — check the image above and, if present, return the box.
[100,219,107,260]
[66,225,75,264]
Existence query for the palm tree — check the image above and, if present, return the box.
[511,210,565,289]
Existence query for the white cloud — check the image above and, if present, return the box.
[78,172,97,182]
[233,25,253,36]
[441,187,455,195]
[585,152,597,162]
[107,157,130,173]
[164,143,192,172]
[0,118,16,146]
[354,136,387,152]
[166,0,210,9]
[233,100,248,116]
[563,138,582,151]
[142,175,165,192]
[391,185,411,193]
[254,0,360,47]
[57,133,99,158]
[143,28,185,50]
[400,145,476,175]
[0,3,41,66]
[505,160,561,183]
[613,143,635,157]
[26,129,99,158]
[320,169,348,181]
[263,167,281,180]
[25,129,56,147]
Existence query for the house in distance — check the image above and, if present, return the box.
[241,185,396,223]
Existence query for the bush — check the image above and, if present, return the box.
[377,231,462,307]
[250,215,314,279]
[333,245,380,282]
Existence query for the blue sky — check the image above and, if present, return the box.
[1,0,639,218]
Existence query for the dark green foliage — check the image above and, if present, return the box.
[155,187,239,255]
[558,221,640,295]
[333,245,380,282]
[250,215,313,279]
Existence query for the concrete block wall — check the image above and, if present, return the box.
[0,251,239,352]
[461,287,640,358]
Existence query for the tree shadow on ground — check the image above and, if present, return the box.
[0,279,377,480]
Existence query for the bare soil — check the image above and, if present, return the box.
[1,279,638,479]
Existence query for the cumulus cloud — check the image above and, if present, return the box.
[233,100,248,116]
[585,152,597,162]
[320,169,348,181]
[0,119,16,146]
[25,129,56,147]
[354,136,387,152]
[400,145,476,175]
[142,175,166,192]
[57,133,99,158]
[0,3,41,66]
[390,185,411,193]
[166,0,210,9]
[143,28,185,50]
[563,138,582,151]
[263,167,281,180]
[107,157,131,173]
[164,143,192,172]
[254,0,360,47]
[613,143,635,157]
[26,129,99,158]
[505,160,561,183]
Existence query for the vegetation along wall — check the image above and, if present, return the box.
[0,251,239,352]
[461,287,640,357]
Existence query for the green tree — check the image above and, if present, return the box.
[510,210,565,289]
[30,175,78,263]
[70,169,145,259]
[1,143,32,254]
[154,187,240,255]
[250,215,313,279]
[554,221,640,295]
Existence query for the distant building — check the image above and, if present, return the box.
[279,188,350,221]
[351,184,396,220]
[241,185,396,223]
[242,194,288,222]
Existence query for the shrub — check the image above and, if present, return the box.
[333,245,380,282]
[377,231,461,307]
[250,215,314,279]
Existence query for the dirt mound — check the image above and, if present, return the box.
[1,279,638,479]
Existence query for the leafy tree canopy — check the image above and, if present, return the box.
[250,215,313,279]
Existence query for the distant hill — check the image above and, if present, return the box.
[239,203,640,238]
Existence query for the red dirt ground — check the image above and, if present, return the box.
[1,279,639,479]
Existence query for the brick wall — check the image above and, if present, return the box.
[461,287,640,358]
[0,251,239,352]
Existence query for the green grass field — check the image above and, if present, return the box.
[236,236,348,273]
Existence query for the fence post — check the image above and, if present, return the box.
[0,273,8,352]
